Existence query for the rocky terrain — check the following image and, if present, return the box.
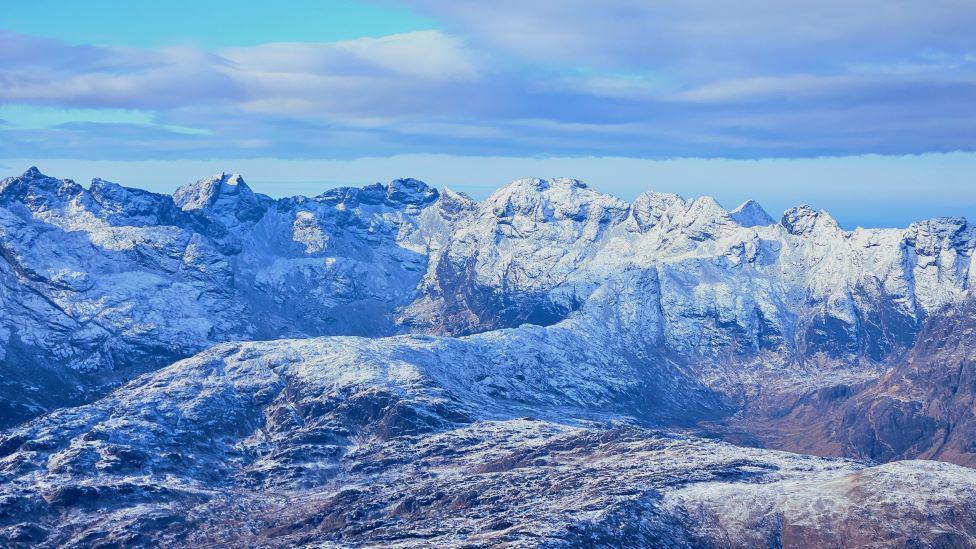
[1,166,975,546]
[1,336,974,547]
[739,295,976,468]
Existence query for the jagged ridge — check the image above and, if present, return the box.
[0,167,974,462]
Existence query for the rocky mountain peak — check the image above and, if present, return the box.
[174,173,252,210]
[629,191,686,231]
[22,166,43,178]
[551,177,588,189]
[385,177,439,207]
[173,172,266,223]
[686,195,731,221]
[315,178,438,211]
[436,186,476,219]
[0,166,83,205]
[89,177,144,204]
[904,216,973,254]
[730,199,775,227]
[89,177,180,226]
[781,204,839,235]
[486,177,626,222]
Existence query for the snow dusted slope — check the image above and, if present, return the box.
[0,332,973,547]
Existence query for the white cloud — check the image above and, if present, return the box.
[2,0,976,160]
[0,29,480,116]
[220,30,479,81]
[405,0,976,77]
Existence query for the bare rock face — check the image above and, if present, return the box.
[744,296,976,467]
[852,296,976,466]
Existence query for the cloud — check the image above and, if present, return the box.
[0,29,479,115]
[222,31,478,81]
[1,0,976,161]
[0,34,241,109]
[403,0,976,76]
[670,70,976,105]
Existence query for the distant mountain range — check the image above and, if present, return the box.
[1,167,974,547]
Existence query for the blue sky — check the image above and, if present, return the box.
[3,1,435,47]
[1,0,975,226]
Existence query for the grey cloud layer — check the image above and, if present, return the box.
[1,0,975,159]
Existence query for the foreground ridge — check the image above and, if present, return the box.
[1,337,974,546]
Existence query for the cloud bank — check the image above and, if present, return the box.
[1,1,975,159]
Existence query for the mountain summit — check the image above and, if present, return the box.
[730,199,775,227]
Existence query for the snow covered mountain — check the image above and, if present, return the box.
[0,168,468,426]
[1,167,975,546]
[413,176,971,355]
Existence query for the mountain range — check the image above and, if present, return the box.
[1,167,974,547]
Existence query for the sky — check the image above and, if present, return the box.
[1,0,975,227]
